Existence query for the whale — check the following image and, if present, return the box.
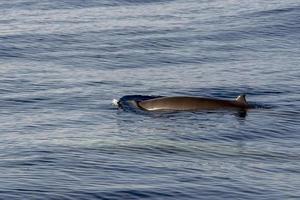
[135,94,250,111]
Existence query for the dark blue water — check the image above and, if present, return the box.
[1,0,300,199]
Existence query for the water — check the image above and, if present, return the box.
[0,0,300,199]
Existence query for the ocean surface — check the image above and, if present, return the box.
[0,0,300,199]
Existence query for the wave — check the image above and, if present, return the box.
[0,0,174,10]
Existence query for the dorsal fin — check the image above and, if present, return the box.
[235,94,247,105]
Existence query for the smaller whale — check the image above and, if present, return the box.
[136,94,250,111]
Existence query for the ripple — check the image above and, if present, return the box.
[0,0,300,199]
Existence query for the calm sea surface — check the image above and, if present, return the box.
[0,0,300,199]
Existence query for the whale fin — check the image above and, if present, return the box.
[235,94,247,105]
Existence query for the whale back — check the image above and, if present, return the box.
[137,94,249,111]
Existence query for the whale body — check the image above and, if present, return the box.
[136,94,249,111]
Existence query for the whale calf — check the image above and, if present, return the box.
[135,94,250,111]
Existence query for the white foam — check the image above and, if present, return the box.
[112,99,119,106]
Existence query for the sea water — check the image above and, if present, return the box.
[0,0,299,199]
